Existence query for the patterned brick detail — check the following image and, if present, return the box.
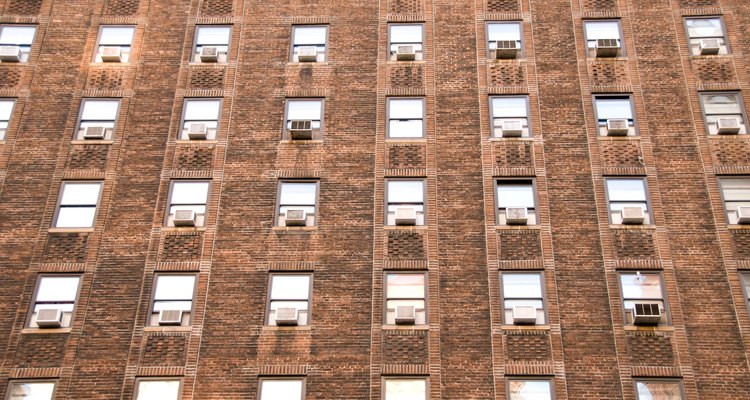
[487,0,519,13]
[731,230,750,259]
[162,233,203,260]
[7,0,42,14]
[42,233,89,263]
[67,145,109,170]
[104,0,139,15]
[589,61,629,87]
[189,68,225,89]
[14,334,68,368]
[142,333,188,366]
[495,142,533,168]
[694,58,735,84]
[612,229,656,259]
[388,64,424,89]
[388,145,424,169]
[504,331,551,362]
[87,70,124,90]
[710,140,750,166]
[0,69,21,89]
[600,141,642,167]
[583,0,617,10]
[497,230,542,260]
[488,63,525,87]
[626,332,675,367]
[200,0,233,15]
[388,0,423,14]
[679,0,717,7]
[387,231,425,260]
[175,147,214,171]
[382,330,428,365]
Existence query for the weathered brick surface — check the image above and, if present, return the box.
[104,0,139,15]
[387,144,424,169]
[583,0,617,10]
[175,146,214,171]
[627,331,675,367]
[600,141,642,167]
[42,233,89,263]
[141,333,188,366]
[189,67,225,89]
[488,62,525,87]
[731,230,750,259]
[611,229,657,259]
[388,64,424,88]
[161,233,203,260]
[711,140,750,166]
[504,331,551,362]
[494,141,534,169]
[382,330,428,364]
[7,0,42,14]
[487,0,519,13]
[67,145,109,170]
[86,70,124,90]
[497,230,542,260]
[0,68,21,89]
[388,0,423,14]
[693,58,736,85]
[387,231,425,259]
[14,334,68,368]
[200,0,233,15]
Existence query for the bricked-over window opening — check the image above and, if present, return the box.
[383,377,427,400]
[593,95,637,137]
[94,26,135,63]
[388,24,424,61]
[0,98,15,140]
[266,274,312,326]
[53,181,103,228]
[75,99,120,141]
[387,97,425,138]
[148,274,197,327]
[277,181,319,226]
[685,17,729,56]
[28,275,82,328]
[507,378,553,399]
[618,272,669,325]
[134,379,181,400]
[486,22,522,59]
[0,25,36,63]
[258,378,305,400]
[490,96,531,138]
[291,25,328,62]
[500,272,545,324]
[193,25,231,63]
[717,177,750,225]
[583,20,624,58]
[6,381,56,400]
[634,380,685,400]
[384,272,426,325]
[699,92,748,136]
[180,98,222,140]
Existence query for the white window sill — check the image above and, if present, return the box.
[272,226,319,232]
[501,324,550,331]
[143,326,192,333]
[495,225,541,231]
[162,226,207,232]
[22,327,72,334]
[608,224,656,230]
[381,324,430,331]
[71,139,114,145]
[48,227,95,233]
[596,135,640,141]
[384,225,428,231]
[262,325,312,331]
[623,325,673,332]
[175,139,219,145]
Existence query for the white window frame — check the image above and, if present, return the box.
[165,180,211,227]
[53,181,103,229]
[148,274,197,327]
[276,181,319,227]
[717,177,750,225]
[384,272,427,325]
[685,16,729,56]
[507,378,553,400]
[74,98,121,141]
[0,25,37,62]
[634,379,685,400]
[388,24,424,61]
[387,97,425,139]
[0,99,16,140]
[385,179,426,226]
[192,25,231,63]
[291,25,328,62]
[93,25,135,63]
[495,179,538,225]
[382,377,428,400]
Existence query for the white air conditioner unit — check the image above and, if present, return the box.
[512,305,537,325]
[173,209,196,227]
[0,46,21,62]
[596,38,620,57]
[736,206,750,224]
[606,119,630,136]
[499,119,523,137]
[621,207,645,225]
[297,46,318,62]
[275,307,300,326]
[395,305,416,325]
[394,207,417,226]
[188,123,208,140]
[200,46,219,62]
[494,40,519,59]
[698,38,721,55]
[100,46,122,62]
[83,126,106,140]
[285,209,307,226]
[396,45,416,61]
[716,117,741,135]
[35,308,63,328]
[289,120,313,140]
[505,207,528,225]
[158,309,183,325]
[632,303,661,325]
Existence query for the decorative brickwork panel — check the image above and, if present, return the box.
[600,141,642,167]
[382,330,428,365]
[87,70,124,90]
[504,331,551,362]
[487,0,519,13]
[162,233,203,260]
[387,231,425,260]
[679,0,717,7]
[589,61,629,87]
[494,142,533,168]
[7,0,42,14]
[388,145,424,169]
[67,145,109,170]
[42,233,89,263]
[14,334,68,368]
[497,230,542,260]
[104,0,139,15]
[626,332,675,367]
[142,333,188,366]
[612,229,656,259]
[488,63,525,87]
[731,230,750,259]
[175,146,214,171]
[388,0,423,14]
[710,140,750,166]
[201,0,233,15]
[583,0,617,10]
[693,59,735,84]
[0,69,21,89]
[388,64,424,89]
[189,68,225,89]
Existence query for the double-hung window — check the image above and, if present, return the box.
[28,275,82,329]
[386,180,425,226]
[685,17,728,56]
[387,98,424,139]
[181,98,221,140]
[166,181,210,227]
[501,272,545,325]
[383,377,427,400]
[594,95,636,136]
[741,273,750,312]
[635,380,684,400]
[718,177,750,224]
[0,99,15,140]
[389,24,424,61]
[507,379,552,400]
[496,180,537,225]
[284,99,323,140]
[699,92,747,135]
[149,274,196,327]
[259,378,305,400]
[584,20,624,58]
[6,381,56,400]
[605,178,650,225]
[291,25,328,62]
[0,25,36,62]
[267,274,311,326]
[135,379,181,400]
[491,96,530,138]
[193,25,231,63]
[53,182,103,228]
[75,99,120,141]
[487,22,522,59]
[277,181,319,227]
[384,272,426,325]
[94,26,135,63]
[619,272,669,326]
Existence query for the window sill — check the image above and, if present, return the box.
[488,137,534,142]
[385,137,427,142]
[286,61,329,66]
[589,56,627,61]
[623,325,673,332]
[262,325,312,331]
[727,224,750,230]
[71,139,114,145]
[386,60,426,65]
[608,224,656,230]
[188,61,229,66]
[495,225,540,231]
[48,227,95,233]
[272,226,319,232]
[143,326,192,333]
[279,139,324,144]
[162,226,207,232]
[596,135,640,141]
[175,139,219,145]
[381,324,430,331]
[90,62,131,66]
[707,134,748,139]
[22,327,72,334]
[384,225,428,231]
[690,54,732,59]
[501,324,550,331]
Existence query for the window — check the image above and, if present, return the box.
[0,99,15,140]
[148,274,196,327]
[500,272,545,325]
[267,274,312,326]
[384,273,426,325]
[685,17,728,56]
[635,380,684,400]
[699,92,747,135]
[75,99,120,141]
[718,177,750,224]
[593,95,636,136]
[277,181,319,226]
[741,273,750,311]
[490,96,530,138]
[259,378,305,400]
[6,381,55,400]
[134,379,181,400]
[386,180,425,226]
[53,182,103,228]
[487,22,522,59]
[495,179,537,225]
[284,99,324,140]
[166,181,210,227]
[604,178,650,224]
[507,379,552,400]
[180,98,221,140]
[0,25,36,62]
[94,26,135,62]
[383,378,427,400]
[619,272,669,325]
[584,20,624,57]
[28,275,81,328]
[291,25,328,62]
[193,25,231,63]
[387,98,424,138]
[389,24,424,61]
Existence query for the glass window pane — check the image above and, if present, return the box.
[722,179,750,201]
[61,183,101,205]
[294,26,327,45]
[509,380,552,400]
[620,274,663,299]
[686,18,723,38]
[280,183,317,205]
[100,27,135,45]
[607,179,646,201]
[0,100,13,119]
[56,208,97,228]
[154,275,196,300]
[136,380,180,400]
[702,94,741,114]
[595,98,632,119]
[391,25,423,43]
[503,274,542,298]
[636,381,683,400]
[184,100,221,120]
[389,120,424,138]
[288,100,322,120]
[153,301,192,311]
[171,182,209,204]
[488,23,521,41]
[385,379,426,400]
[8,382,55,400]
[386,274,425,299]
[585,21,620,40]
[390,99,423,119]
[36,276,80,302]
[388,181,424,203]
[271,275,310,299]
[197,26,230,45]
[81,100,119,120]
[497,184,534,208]
[260,380,303,400]
[492,98,527,118]
[0,26,36,45]
[742,274,750,294]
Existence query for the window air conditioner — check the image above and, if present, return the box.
[0,46,21,62]
[621,207,645,225]
[632,303,661,325]
[595,39,620,57]
[606,119,630,136]
[494,40,519,59]
[499,119,523,137]
[100,46,123,62]
[736,206,750,224]
[716,117,741,135]
[396,45,416,61]
[158,309,183,325]
[285,209,307,226]
[395,305,416,325]
[512,305,537,325]
[505,207,528,225]
[289,120,313,140]
[275,307,300,326]
[35,308,63,328]
[394,207,417,226]
[200,46,219,62]
[83,126,106,140]
[188,123,208,140]
[297,46,318,62]
[173,209,197,227]
[698,38,721,55]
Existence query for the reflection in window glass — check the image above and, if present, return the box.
[619,272,667,325]
[135,380,180,400]
[502,273,544,324]
[388,98,424,138]
[386,180,425,225]
[385,273,426,325]
[605,178,650,224]
[292,26,328,62]
[635,380,684,400]
[55,182,102,228]
[268,274,311,326]
[700,93,747,135]
[0,99,14,140]
[150,275,196,326]
[95,26,135,62]
[508,379,552,400]
[278,182,318,226]
[259,379,304,400]
[8,382,55,400]
[193,26,230,63]
[389,24,424,61]
[384,378,427,400]
[167,181,210,227]
[686,18,727,56]
[0,25,36,62]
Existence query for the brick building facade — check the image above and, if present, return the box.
[0,0,749,398]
